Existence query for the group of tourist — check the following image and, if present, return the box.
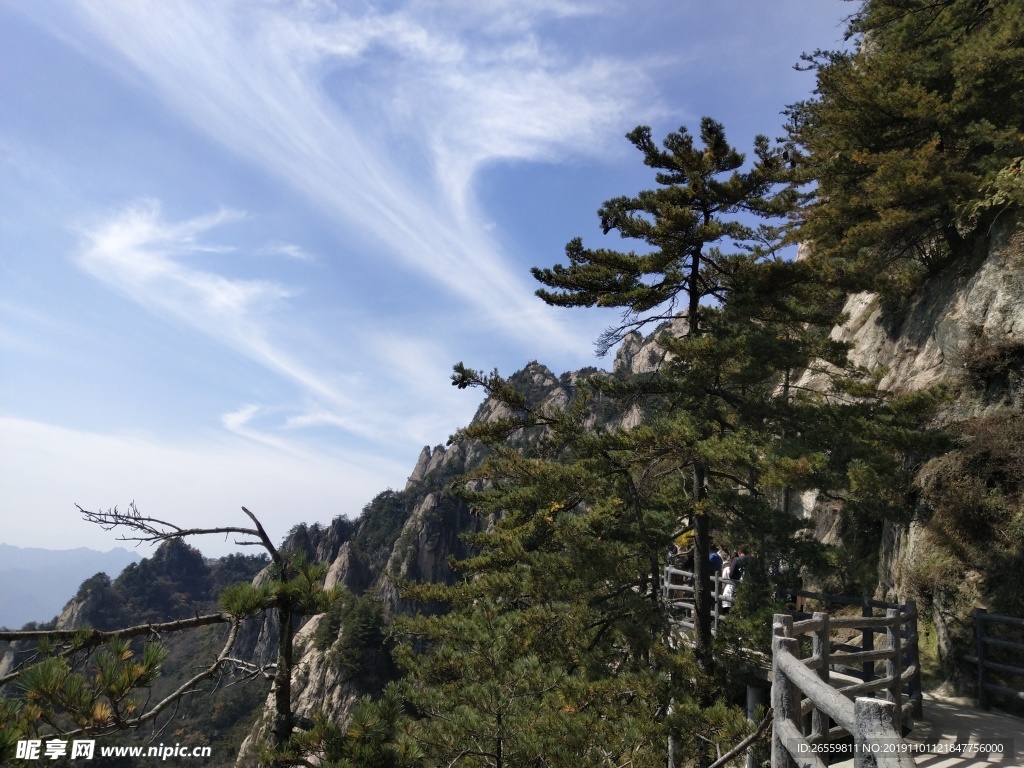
[666,541,753,614]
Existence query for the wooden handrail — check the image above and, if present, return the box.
[777,586,914,611]
[971,608,1024,709]
[771,613,916,768]
[662,563,926,755]
[979,611,1024,629]
[776,639,854,725]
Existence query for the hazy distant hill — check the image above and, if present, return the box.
[0,544,140,629]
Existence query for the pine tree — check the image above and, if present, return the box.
[531,118,846,656]
[396,117,946,768]
[786,0,1024,294]
[321,107,948,765]
[382,427,747,767]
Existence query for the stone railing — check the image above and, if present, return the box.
[771,612,917,768]
[966,608,1024,709]
[662,565,736,634]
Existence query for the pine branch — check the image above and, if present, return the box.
[0,613,231,686]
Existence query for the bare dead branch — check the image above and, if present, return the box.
[0,612,230,644]
[223,657,277,681]
[241,506,284,567]
[77,502,262,546]
[706,707,773,768]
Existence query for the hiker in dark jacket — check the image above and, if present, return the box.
[730,545,751,581]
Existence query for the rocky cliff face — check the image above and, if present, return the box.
[833,222,1023,398]
[802,217,1024,681]
[236,362,592,763]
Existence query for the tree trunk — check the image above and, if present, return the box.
[693,464,713,663]
[270,596,294,759]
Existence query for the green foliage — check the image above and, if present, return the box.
[533,117,797,356]
[64,540,230,629]
[787,0,1024,294]
[963,157,1024,228]
[390,600,681,768]
[915,411,1024,616]
[280,556,340,616]
[112,540,212,624]
[221,554,337,618]
[313,590,396,694]
[0,698,33,761]
[714,560,779,658]
[960,323,1024,393]
[12,639,167,740]
[279,690,425,768]
[220,582,276,618]
[209,552,271,595]
[352,490,415,561]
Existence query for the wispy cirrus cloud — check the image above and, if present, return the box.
[79,201,278,318]
[76,199,346,404]
[41,0,655,352]
[258,242,314,262]
[76,199,474,450]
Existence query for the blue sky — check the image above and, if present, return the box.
[1,1,852,556]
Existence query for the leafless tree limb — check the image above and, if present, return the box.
[76,501,265,548]
[706,707,773,768]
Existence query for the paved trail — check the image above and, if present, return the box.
[903,693,1023,767]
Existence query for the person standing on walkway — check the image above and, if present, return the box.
[709,542,723,574]
[730,545,751,581]
[720,549,735,613]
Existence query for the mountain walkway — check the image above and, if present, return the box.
[902,692,1023,767]
[663,567,1024,768]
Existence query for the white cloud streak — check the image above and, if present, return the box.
[48,0,654,351]
[259,242,314,261]
[75,199,475,450]
[77,199,355,409]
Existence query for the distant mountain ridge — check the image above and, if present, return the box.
[0,543,140,629]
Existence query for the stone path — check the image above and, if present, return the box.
[903,693,1023,767]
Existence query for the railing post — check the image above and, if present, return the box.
[774,613,794,639]
[885,607,903,731]
[713,572,721,632]
[861,595,874,682]
[975,607,988,710]
[772,615,798,768]
[853,698,895,768]
[666,565,675,768]
[811,611,830,759]
[905,600,922,718]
